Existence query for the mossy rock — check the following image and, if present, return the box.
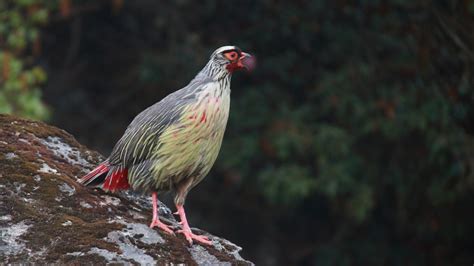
[0,114,252,265]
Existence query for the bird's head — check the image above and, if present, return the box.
[209,46,256,74]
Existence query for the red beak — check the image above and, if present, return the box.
[237,52,256,71]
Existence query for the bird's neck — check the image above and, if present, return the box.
[194,61,232,95]
[199,60,232,82]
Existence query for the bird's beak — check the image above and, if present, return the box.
[238,52,256,71]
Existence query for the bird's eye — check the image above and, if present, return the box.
[225,51,238,61]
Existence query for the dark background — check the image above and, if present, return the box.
[2,0,474,265]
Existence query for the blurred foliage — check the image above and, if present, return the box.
[0,0,52,120]
[215,1,474,264]
[4,0,474,265]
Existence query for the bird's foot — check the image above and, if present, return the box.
[177,229,212,245]
[149,219,174,235]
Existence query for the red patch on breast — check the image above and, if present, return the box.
[200,111,207,123]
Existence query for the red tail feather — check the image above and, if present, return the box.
[103,168,130,192]
[79,162,109,185]
[79,162,130,192]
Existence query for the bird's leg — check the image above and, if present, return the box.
[174,178,212,245]
[149,192,174,235]
[175,204,212,245]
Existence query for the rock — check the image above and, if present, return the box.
[0,114,252,265]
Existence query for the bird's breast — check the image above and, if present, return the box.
[150,85,230,184]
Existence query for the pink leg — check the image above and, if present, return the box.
[149,192,174,235]
[176,204,212,245]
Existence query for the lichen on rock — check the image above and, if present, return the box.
[0,114,252,265]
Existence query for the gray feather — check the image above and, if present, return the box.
[108,76,212,168]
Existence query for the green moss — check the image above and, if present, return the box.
[0,114,250,264]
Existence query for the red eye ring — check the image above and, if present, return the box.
[226,51,238,61]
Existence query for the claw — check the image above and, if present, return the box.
[150,219,175,235]
[175,204,212,245]
[177,229,212,245]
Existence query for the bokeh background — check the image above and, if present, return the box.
[2,0,474,265]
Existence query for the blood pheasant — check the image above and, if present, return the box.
[79,46,255,245]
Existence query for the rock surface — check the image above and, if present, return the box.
[0,114,252,265]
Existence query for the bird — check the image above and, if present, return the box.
[79,46,255,245]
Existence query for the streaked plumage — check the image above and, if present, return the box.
[79,46,255,245]
[109,70,230,201]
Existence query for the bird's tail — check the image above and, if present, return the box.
[79,161,130,192]
[78,161,110,187]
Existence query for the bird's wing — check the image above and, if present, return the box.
[108,78,211,168]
